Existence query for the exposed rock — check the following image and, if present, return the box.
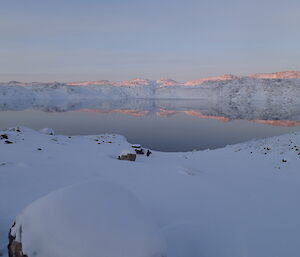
[118,153,136,161]
[118,149,137,161]
[146,150,152,157]
[8,240,27,257]
[135,148,145,155]
[11,127,21,133]
[0,134,8,140]
[8,224,27,257]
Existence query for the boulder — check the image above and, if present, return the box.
[146,150,152,157]
[0,134,8,140]
[8,225,27,257]
[118,153,137,161]
[135,148,145,155]
[118,149,137,161]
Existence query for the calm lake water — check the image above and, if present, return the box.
[1,100,299,152]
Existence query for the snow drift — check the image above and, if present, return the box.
[9,180,166,257]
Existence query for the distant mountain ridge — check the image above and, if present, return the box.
[249,71,300,79]
[2,71,300,87]
[185,74,238,86]
[67,70,300,87]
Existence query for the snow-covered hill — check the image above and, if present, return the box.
[1,76,300,101]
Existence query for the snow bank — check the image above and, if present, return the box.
[10,180,166,257]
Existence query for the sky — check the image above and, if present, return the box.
[1,0,300,82]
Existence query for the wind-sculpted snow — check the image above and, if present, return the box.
[1,78,300,123]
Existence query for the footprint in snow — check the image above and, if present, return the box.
[0,162,9,167]
[0,162,20,168]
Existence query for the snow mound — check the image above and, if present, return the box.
[10,180,167,257]
[39,128,54,135]
[120,148,136,155]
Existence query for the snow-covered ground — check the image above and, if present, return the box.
[1,127,300,257]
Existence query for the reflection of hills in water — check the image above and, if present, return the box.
[1,73,300,127]
[1,99,300,127]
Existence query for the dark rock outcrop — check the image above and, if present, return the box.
[118,153,136,161]
[135,149,145,155]
[8,224,27,257]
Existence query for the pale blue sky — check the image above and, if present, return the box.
[1,0,300,82]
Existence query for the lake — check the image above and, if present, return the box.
[0,99,299,151]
